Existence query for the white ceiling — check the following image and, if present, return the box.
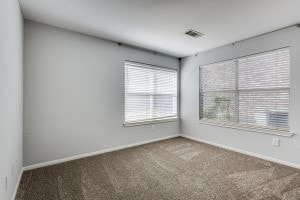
[19,0,300,57]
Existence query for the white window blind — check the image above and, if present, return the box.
[125,62,177,124]
[200,48,290,133]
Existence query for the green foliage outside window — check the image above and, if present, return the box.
[203,96,235,122]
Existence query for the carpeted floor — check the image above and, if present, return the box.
[16,137,300,200]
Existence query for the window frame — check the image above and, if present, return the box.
[124,61,178,126]
[199,47,294,137]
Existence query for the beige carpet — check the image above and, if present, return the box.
[16,137,300,200]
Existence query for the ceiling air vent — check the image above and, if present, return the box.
[185,29,203,38]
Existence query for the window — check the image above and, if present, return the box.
[125,61,177,125]
[199,48,290,133]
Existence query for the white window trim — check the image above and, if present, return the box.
[199,47,293,137]
[123,116,178,127]
[198,120,294,137]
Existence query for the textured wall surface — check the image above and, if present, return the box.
[0,0,23,199]
[181,26,300,166]
[23,21,180,166]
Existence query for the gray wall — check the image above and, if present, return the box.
[23,21,180,166]
[0,0,23,199]
[181,26,300,165]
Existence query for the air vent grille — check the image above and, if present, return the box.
[185,29,203,38]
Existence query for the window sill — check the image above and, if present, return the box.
[124,117,178,127]
[198,120,295,137]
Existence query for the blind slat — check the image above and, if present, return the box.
[125,62,177,123]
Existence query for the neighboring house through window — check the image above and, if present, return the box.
[199,48,290,134]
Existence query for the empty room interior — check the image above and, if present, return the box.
[1,0,300,199]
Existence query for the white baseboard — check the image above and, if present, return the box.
[11,168,23,200]
[181,134,300,170]
[23,134,181,171]
[13,133,299,199]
